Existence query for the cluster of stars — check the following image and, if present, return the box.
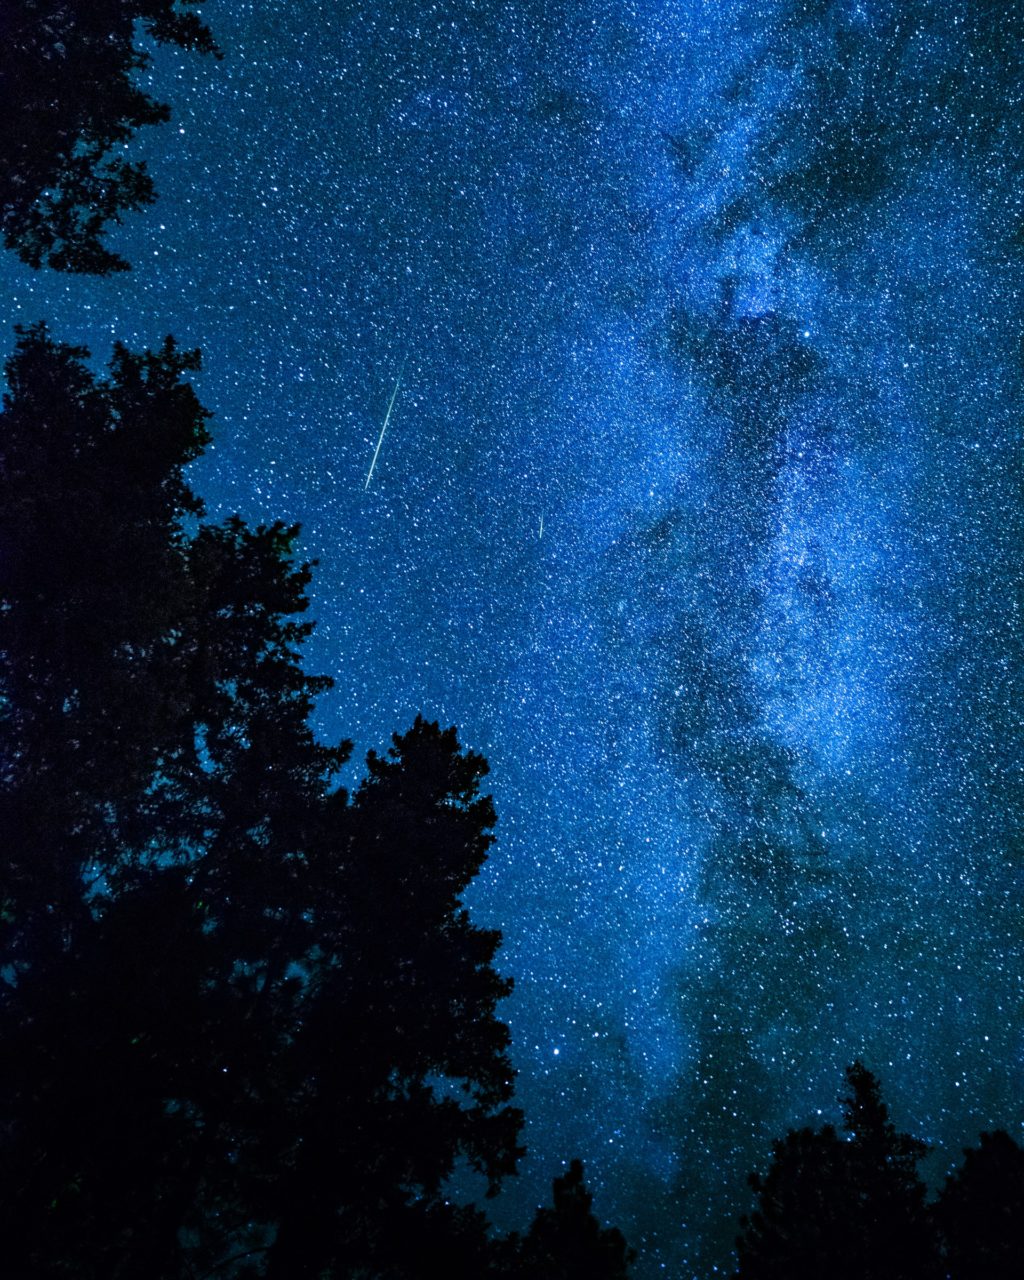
[2,1,1023,1275]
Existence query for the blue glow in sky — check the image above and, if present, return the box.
[3,2,1023,1273]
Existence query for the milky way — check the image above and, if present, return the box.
[3,2,1023,1273]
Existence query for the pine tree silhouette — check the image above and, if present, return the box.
[734,1062,938,1280]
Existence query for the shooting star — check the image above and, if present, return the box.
[539,513,544,539]
[363,361,405,491]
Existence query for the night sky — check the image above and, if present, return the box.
[3,1,1024,1274]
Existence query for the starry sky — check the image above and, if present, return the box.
[3,1,1024,1274]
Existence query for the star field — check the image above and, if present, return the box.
[2,2,1023,1274]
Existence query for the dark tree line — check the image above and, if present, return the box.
[0,325,632,1277]
[735,1062,1024,1280]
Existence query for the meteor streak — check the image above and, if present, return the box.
[363,362,404,490]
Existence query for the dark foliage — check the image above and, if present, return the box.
[934,1130,1024,1280]
[0,322,210,966]
[0,330,535,1277]
[500,1159,635,1280]
[733,1066,1024,1280]
[734,1062,938,1280]
[263,717,524,1280]
[0,1,219,272]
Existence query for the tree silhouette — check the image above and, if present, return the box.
[934,1129,1024,1280]
[0,326,342,1276]
[0,1,219,272]
[0,328,538,1277]
[0,869,224,1278]
[734,1061,938,1280]
[0,0,635,1269]
[264,716,524,1279]
[503,1159,635,1279]
[0,322,210,970]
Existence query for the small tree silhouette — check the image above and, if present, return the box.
[734,1061,938,1280]
[507,1159,634,1279]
